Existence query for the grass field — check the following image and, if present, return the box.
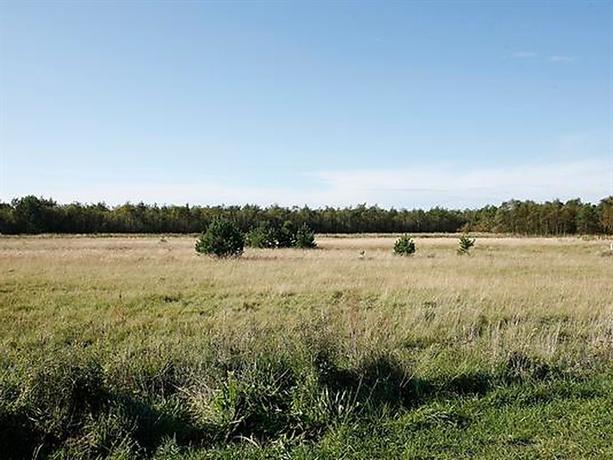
[1,235,612,459]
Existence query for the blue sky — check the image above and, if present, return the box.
[1,0,611,208]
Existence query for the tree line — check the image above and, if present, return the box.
[0,195,611,235]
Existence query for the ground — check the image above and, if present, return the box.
[0,235,612,459]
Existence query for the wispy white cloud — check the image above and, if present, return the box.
[310,159,611,208]
[512,51,576,64]
[512,51,537,58]
[7,160,610,209]
[548,55,574,63]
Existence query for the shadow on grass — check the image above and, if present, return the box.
[313,352,495,417]
[0,351,571,459]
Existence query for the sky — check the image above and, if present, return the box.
[0,0,612,209]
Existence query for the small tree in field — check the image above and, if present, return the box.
[276,220,297,248]
[195,218,244,258]
[245,224,274,248]
[457,234,475,255]
[394,234,415,256]
[294,223,317,249]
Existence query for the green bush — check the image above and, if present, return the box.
[195,218,244,258]
[457,234,475,255]
[245,224,275,248]
[245,221,316,249]
[294,224,317,249]
[276,220,297,248]
[394,234,416,256]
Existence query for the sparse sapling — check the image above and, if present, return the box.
[393,234,416,256]
[457,234,475,255]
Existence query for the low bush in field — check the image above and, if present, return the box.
[457,234,476,255]
[276,220,297,248]
[394,234,416,256]
[294,223,317,249]
[195,218,244,258]
[245,221,317,249]
[245,224,275,249]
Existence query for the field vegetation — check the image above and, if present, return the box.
[1,235,612,458]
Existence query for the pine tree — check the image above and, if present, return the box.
[457,234,475,255]
[295,223,317,249]
[394,234,416,256]
[195,218,244,258]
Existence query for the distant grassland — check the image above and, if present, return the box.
[1,235,612,459]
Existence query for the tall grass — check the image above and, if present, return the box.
[0,235,612,458]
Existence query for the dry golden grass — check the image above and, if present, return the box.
[1,234,611,374]
[2,234,613,458]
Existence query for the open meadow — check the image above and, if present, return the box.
[1,235,612,459]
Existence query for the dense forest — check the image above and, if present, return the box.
[0,195,611,235]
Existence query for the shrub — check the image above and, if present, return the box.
[245,224,274,248]
[457,234,475,255]
[245,221,316,249]
[195,218,244,258]
[276,220,297,248]
[295,224,317,249]
[393,234,415,256]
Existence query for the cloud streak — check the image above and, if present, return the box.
[5,160,610,209]
[512,51,576,64]
[512,51,537,58]
[311,159,610,208]
[548,55,574,63]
